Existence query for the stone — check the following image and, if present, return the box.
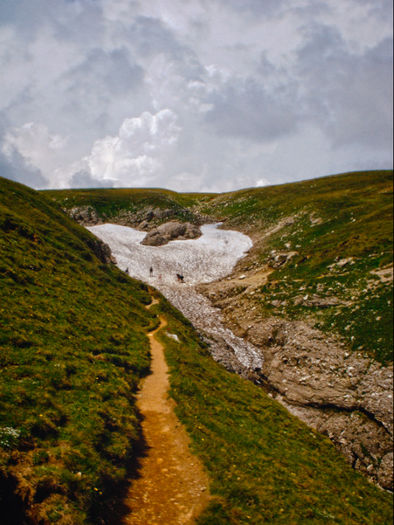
[141,221,201,246]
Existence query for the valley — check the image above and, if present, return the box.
[0,171,392,524]
[52,169,393,491]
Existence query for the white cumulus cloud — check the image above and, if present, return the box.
[82,108,181,186]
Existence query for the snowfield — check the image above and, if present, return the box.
[88,223,262,371]
[88,223,253,285]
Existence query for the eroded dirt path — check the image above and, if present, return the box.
[123,304,210,524]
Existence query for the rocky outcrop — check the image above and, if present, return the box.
[86,238,116,265]
[246,317,393,490]
[199,276,394,491]
[66,204,206,231]
[141,221,201,246]
[68,206,102,226]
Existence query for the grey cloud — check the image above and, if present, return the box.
[65,47,144,98]
[0,116,47,188]
[125,16,204,80]
[0,0,102,41]
[297,25,393,148]
[216,0,287,16]
[70,170,114,189]
[204,78,300,141]
[0,0,46,35]
[0,148,48,190]
[127,16,181,57]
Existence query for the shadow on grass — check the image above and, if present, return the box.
[89,420,150,525]
[0,471,33,525]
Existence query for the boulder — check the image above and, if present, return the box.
[141,221,201,246]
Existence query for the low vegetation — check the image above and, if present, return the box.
[155,297,393,524]
[0,177,157,523]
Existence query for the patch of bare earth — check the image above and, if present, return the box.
[123,309,210,524]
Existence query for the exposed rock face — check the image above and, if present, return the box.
[66,204,208,231]
[85,238,116,265]
[199,277,394,491]
[69,206,101,226]
[248,318,393,490]
[141,221,201,246]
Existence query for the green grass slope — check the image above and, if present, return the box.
[155,297,393,524]
[0,177,157,523]
[197,170,393,364]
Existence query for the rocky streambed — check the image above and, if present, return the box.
[89,222,393,491]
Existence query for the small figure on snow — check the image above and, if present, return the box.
[176,273,184,283]
[149,266,153,277]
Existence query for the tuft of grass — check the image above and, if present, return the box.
[156,296,393,524]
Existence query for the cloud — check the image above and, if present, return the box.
[2,122,69,180]
[83,109,181,186]
[0,0,391,192]
[70,170,115,189]
[296,26,393,149]
[0,117,47,188]
[204,76,300,141]
[0,147,48,189]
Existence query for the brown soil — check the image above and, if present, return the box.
[123,307,210,524]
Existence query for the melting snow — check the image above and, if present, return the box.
[88,223,252,285]
[88,223,262,370]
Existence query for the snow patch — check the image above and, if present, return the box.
[88,223,252,285]
[88,222,262,370]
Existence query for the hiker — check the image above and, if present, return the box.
[176,273,184,283]
[125,267,129,274]
[149,266,153,277]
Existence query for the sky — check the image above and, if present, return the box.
[0,0,392,192]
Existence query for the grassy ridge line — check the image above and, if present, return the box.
[0,177,158,523]
[154,296,393,524]
[44,187,215,225]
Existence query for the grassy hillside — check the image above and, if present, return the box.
[196,170,393,364]
[155,296,393,524]
[0,177,157,523]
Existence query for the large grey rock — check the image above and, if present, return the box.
[141,221,201,246]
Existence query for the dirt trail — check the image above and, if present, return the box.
[123,303,210,524]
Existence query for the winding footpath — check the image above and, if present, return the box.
[123,301,210,524]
